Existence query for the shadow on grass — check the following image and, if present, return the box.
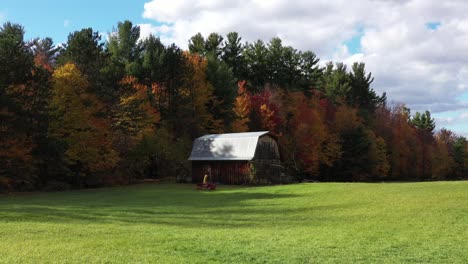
[0,184,358,228]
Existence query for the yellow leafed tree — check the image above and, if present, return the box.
[50,63,119,173]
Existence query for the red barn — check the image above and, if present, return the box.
[189,131,282,184]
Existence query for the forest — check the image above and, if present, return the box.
[0,20,467,192]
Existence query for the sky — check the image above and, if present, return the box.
[1,0,467,137]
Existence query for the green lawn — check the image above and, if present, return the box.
[0,182,467,263]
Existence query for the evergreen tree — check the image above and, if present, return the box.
[205,33,224,57]
[59,28,105,81]
[31,37,60,70]
[321,62,350,102]
[222,32,245,79]
[188,33,206,55]
[206,53,237,129]
[0,22,37,191]
[411,110,436,134]
[347,62,386,113]
[108,20,140,65]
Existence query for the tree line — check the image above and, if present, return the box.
[0,21,466,191]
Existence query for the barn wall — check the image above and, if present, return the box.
[191,134,283,185]
[250,162,283,184]
[192,161,251,185]
[251,135,282,183]
[253,135,281,163]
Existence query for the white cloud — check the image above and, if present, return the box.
[142,0,468,135]
[142,0,363,54]
[138,23,173,40]
[64,19,70,27]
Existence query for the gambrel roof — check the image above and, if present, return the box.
[188,131,270,161]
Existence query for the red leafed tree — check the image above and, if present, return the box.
[250,89,282,135]
[287,93,341,177]
[378,105,421,180]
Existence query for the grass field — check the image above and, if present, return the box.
[0,182,467,263]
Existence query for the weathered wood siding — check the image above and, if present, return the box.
[192,161,251,184]
[251,135,282,183]
[191,134,282,185]
[253,135,281,163]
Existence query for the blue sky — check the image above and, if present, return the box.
[343,27,364,54]
[1,0,468,137]
[426,22,441,30]
[460,92,468,101]
[1,0,149,43]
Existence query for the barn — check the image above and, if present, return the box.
[188,131,282,184]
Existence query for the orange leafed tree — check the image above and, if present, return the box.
[432,131,455,179]
[117,76,160,139]
[232,80,251,132]
[289,93,341,176]
[1,84,35,166]
[183,52,222,134]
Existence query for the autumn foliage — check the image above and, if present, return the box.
[232,81,251,132]
[0,21,466,192]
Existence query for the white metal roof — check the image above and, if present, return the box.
[188,131,270,161]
